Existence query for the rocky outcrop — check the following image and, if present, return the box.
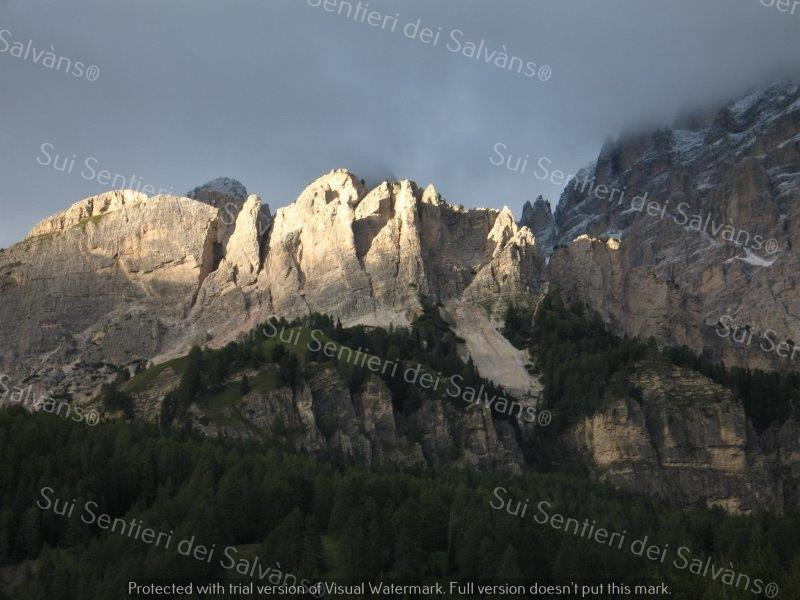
[187,177,248,209]
[463,210,545,313]
[0,171,546,407]
[520,196,556,256]
[187,177,249,246]
[26,189,150,239]
[550,81,800,372]
[223,195,263,286]
[129,360,523,473]
[568,356,786,514]
[248,365,524,472]
[255,172,546,326]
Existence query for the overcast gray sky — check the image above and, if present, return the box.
[1,0,799,248]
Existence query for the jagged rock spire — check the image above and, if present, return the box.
[520,195,555,256]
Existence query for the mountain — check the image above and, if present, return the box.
[547,81,800,372]
[0,170,545,404]
[1,82,799,513]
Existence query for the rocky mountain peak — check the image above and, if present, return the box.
[222,195,264,287]
[549,79,800,372]
[187,177,248,207]
[187,177,250,246]
[6,75,797,409]
[4,83,800,524]
[520,195,555,256]
[521,195,551,222]
[421,183,442,205]
[296,169,367,209]
[487,207,518,253]
[711,80,799,135]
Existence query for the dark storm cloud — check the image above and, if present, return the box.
[1,0,799,248]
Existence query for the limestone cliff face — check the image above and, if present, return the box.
[547,235,701,349]
[187,177,249,246]
[549,81,800,372]
[179,170,548,354]
[463,209,545,312]
[254,171,545,325]
[258,170,377,322]
[0,191,220,400]
[124,360,523,473]
[0,171,545,408]
[520,196,556,257]
[223,195,264,286]
[568,357,784,514]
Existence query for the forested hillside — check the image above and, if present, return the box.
[3,408,800,599]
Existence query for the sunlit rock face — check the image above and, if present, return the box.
[256,170,546,324]
[1,191,220,400]
[0,169,546,402]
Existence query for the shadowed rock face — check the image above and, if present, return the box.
[243,368,526,472]
[520,196,556,257]
[126,358,525,473]
[187,177,248,247]
[549,81,800,372]
[568,356,786,514]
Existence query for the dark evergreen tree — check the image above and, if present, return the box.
[180,346,203,404]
